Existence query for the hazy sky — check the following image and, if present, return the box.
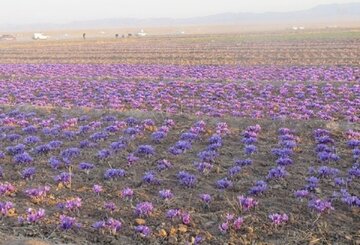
[0,0,358,24]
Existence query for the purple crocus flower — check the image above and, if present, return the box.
[105,218,122,234]
[308,199,334,213]
[48,156,62,169]
[19,208,46,223]
[159,189,174,200]
[238,195,258,210]
[24,186,50,199]
[134,202,154,217]
[157,159,172,171]
[23,136,41,145]
[216,178,233,189]
[294,189,309,199]
[121,187,134,200]
[199,194,212,205]
[13,152,33,165]
[93,184,103,194]
[219,222,229,234]
[60,147,80,160]
[90,131,109,142]
[244,145,257,155]
[104,202,117,212]
[317,166,339,178]
[48,140,63,149]
[177,171,197,188]
[127,153,139,165]
[269,213,288,225]
[276,157,293,166]
[135,145,155,157]
[151,131,167,143]
[53,172,72,186]
[198,150,219,162]
[143,171,159,184]
[21,167,36,180]
[249,180,268,195]
[58,197,82,211]
[194,162,213,173]
[78,162,95,173]
[134,225,151,237]
[228,165,242,177]
[59,215,81,230]
[104,168,126,180]
[166,209,181,219]
[306,176,319,191]
[0,201,15,216]
[182,212,191,225]
[267,166,288,179]
[97,149,111,159]
[235,158,253,166]
[233,216,244,230]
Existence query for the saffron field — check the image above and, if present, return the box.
[0,30,359,244]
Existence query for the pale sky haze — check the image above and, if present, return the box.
[0,0,358,24]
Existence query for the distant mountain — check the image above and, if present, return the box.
[1,2,360,32]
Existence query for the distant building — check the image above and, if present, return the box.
[292,26,305,31]
[32,33,49,40]
[0,35,16,41]
[137,29,147,37]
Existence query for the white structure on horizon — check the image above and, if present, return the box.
[292,26,305,31]
[32,33,49,40]
[137,29,147,37]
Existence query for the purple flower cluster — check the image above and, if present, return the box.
[166,209,191,225]
[339,189,360,207]
[242,125,261,155]
[314,129,339,162]
[143,171,160,185]
[159,189,174,200]
[177,171,197,188]
[134,202,154,217]
[21,167,36,180]
[78,162,95,173]
[249,180,268,195]
[194,162,213,174]
[199,194,212,206]
[24,186,50,199]
[92,184,103,194]
[134,225,151,237]
[268,213,288,225]
[53,172,72,186]
[157,159,172,171]
[0,182,16,196]
[238,195,258,211]
[58,197,82,211]
[121,187,134,200]
[216,122,230,136]
[294,189,310,199]
[169,121,205,155]
[135,145,155,157]
[104,168,126,180]
[273,128,297,167]
[13,152,33,165]
[18,208,46,224]
[308,199,334,213]
[93,218,122,235]
[216,178,233,189]
[267,166,288,180]
[219,214,244,234]
[59,215,81,230]
[0,201,15,216]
